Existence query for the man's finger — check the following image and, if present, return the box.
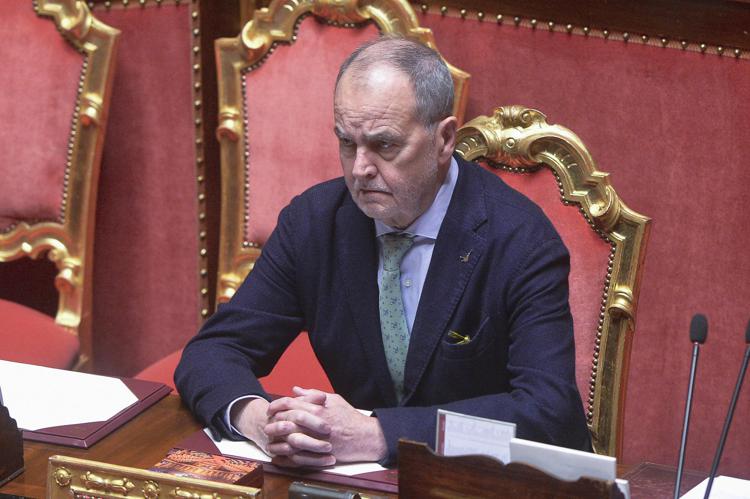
[292,386,328,404]
[266,432,332,455]
[267,397,326,418]
[266,408,331,435]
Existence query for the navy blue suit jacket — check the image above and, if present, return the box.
[176,157,590,465]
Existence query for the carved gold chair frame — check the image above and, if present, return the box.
[214,0,470,304]
[456,106,651,458]
[0,1,119,370]
[47,455,261,499]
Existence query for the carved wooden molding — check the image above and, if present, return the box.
[214,0,469,304]
[456,105,651,458]
[0,1,120,368]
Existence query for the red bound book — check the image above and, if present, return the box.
[151,448,263,488]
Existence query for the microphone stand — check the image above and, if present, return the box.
[674,341,700,499]
[702,343,750,499]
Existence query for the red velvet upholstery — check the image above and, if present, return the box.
[134,348,182,390]
[482,165,611,413]
[0,298,78,369]
[0,218,14,231]
[418,11,750,477]
[0,2,115,370]
[259,334,334,396]
[0,2,81,221]
[136,334,332,396]
[91,4,201,376]
[243,18,379,244]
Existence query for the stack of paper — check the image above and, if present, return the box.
[0,360,138,430]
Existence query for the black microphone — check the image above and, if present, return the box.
[674,314,708,499]
[702,319,750,499]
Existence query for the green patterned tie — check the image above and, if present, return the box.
[379,233,414,402]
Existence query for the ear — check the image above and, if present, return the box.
[435,116,458,164]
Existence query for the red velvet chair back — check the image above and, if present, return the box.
[0,0,119,369]
[213,0,470,395]
[456,106,650,458]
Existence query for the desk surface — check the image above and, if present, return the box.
[1,394,706,499]
[1,394,394,499]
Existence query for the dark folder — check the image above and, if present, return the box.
[20,378,170,448]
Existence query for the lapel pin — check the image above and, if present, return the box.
[459,250,472,263]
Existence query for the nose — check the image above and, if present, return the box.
[352,147,377,179]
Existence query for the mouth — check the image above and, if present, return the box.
[359,187,391,196]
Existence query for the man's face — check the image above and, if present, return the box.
[334,65,453,229]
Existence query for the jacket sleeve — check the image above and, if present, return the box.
[175,201,305,437]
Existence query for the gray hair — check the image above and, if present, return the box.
[335,36,454,129]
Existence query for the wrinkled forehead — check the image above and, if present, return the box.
[334,64,417,123]
[335,63,414,102]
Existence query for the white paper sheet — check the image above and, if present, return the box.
[205,428,387,476]
[436,409,516,463]
[681,476,750,499]
[509,437,629,499]
[509,437,616,481]
[0,360,138,430]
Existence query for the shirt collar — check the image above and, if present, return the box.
[375,156,459,240]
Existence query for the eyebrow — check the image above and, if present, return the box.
[332,127,402,145]
[333,127,348,139]
[364,131,401,144]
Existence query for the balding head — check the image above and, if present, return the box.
[335,36,454,129]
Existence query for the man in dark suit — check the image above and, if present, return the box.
[176,37,590,468]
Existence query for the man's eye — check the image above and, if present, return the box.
[339,138,354,148]
[379,141,392,150]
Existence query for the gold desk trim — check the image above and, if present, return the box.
[0,0,120,369]
[456,105,651,458]
[48,455,261,499]
[215,0,469,304]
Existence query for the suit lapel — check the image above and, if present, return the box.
[336,197,399,406]
[403,160,488,402]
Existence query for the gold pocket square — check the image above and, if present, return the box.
[447,330,471,345]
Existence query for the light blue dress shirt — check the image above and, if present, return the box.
[375,157,458,334]
[225,157,459,430]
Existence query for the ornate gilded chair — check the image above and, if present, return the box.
[47,455,261,499]
[455,106,650,458]
[136,0,469,393]
[0,1,119,370]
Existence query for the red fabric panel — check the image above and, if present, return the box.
[135,348,182,389]
[0,2,80,220]
[244,18,379,244]
[136,333,333,396]
[92,4,200,376]
[484,165,610,413]
[0,217,15,231]
[260,333,333,396]
[0,298,78,369]
[420,13,750,476]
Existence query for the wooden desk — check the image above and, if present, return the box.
[0,394,394,499]
[1,394,707,499]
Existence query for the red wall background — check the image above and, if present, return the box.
[91,3,204,376]
[416,11,750,478]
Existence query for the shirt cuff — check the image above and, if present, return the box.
[224,394,265,438]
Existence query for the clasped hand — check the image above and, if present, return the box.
[233,387,386,468]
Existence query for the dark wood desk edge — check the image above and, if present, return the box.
[0,395,396,499]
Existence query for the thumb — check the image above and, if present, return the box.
[292,386,328,404]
